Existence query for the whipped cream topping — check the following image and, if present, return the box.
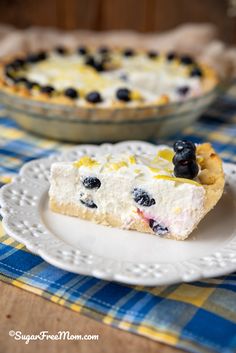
[22,51,210,106]
[49,145,206,239]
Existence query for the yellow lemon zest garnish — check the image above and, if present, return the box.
[148,166,161,173]
[131,90,142,101]
[157,149,174,162]
[134,168,141,174]
[73,156,99,168]
[109,161,128,170]
[154,175,201,187]
[129,155,136,164]
[173,207,182,214]
[156,94,169,105]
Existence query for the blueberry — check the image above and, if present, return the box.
[64,87,78,99]
[55,46,67,55]
[174,160,199,179]
[5,63,15,72]
[77,46,88,55]
[26,53,40,63]
[132,188,155,207]
[12,58,25,69]
[40,85,55,94]
[147,50,158,59]
[93,61,104,72]
[4,70,14,80]
[116,88,131,102]
[173,140,196,153]
[98,46,109,54]
[173,148,196,165]
[80,199,97,209]
[166,52,177,61]
[86,91,102,104]
[14,77,28,84]
[119,73,128,81]
[85,56,96,67]
[177,86,190,96]
[149,219,169,236]
[190,67,203,78]
[37,51,48,61]
[123,49,135,57]
[83,177,101,189]
[26,81,40,90]
[180,55,194,65]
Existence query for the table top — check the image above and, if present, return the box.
[0,281,184,353]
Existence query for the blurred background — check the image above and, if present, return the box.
[0,0,235,43]
[0,0,236,79]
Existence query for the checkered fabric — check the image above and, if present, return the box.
[0,91,236,353]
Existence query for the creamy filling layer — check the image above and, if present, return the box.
[49,146,205,238]
[19,52,209,105]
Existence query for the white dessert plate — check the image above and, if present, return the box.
[0,141,236,286]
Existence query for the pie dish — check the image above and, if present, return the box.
[49,140,224,240]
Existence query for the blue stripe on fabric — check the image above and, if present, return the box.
[181,308,236,352]
[1,249,43,272]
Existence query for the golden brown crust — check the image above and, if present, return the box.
[49,143,225,240]
[197,143,225,214]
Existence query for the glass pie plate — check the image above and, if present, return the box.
[0,85,221,143]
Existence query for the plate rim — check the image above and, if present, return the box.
[0,141,236,286]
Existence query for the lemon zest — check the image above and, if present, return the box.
[73,156,99,168]
[154,174,201,187]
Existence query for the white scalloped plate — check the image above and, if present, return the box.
[0,141,236,286]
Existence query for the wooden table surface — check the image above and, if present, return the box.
[0,281,185,353]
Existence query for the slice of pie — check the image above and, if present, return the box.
[49,141,224,240]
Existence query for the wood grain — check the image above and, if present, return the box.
[0,281,184,353]
[0,0,234,44]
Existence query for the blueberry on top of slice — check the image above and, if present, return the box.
[77,46,88,55]
[180,55,194,65]
[132,188,156,207]
[172,148,196,165]
[86,91,103,104]
[174,160,199,179]
[123,48,135,57]
[190,67,203,78]
[83,176,101,189]
[116,88,131,102]
[172,140,198,179]
[173,140,196,153]
[41,85,55,94]
[64,87,78,99]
